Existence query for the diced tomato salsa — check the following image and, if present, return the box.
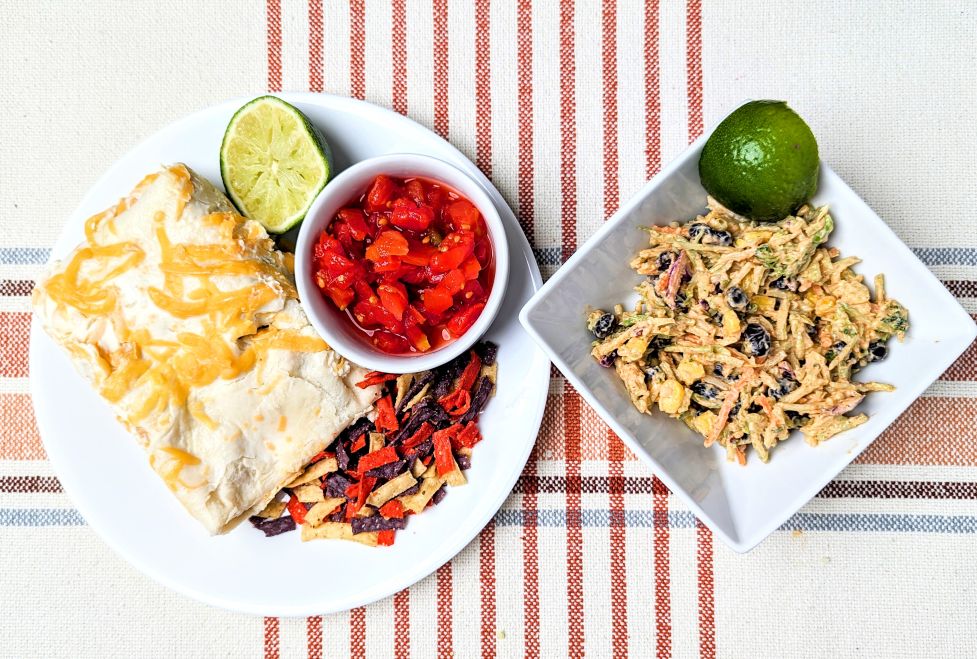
[312,175,494,354]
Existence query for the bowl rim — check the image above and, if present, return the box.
[295,152,510,373]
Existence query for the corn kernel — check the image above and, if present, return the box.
[753,295,777,312]
[675,359,705,385]
[722,308,741,336]
[691,410,717,436]
[815,295,836,316]
[658,380,686,414]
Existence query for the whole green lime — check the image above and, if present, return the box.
[698,100,819,222]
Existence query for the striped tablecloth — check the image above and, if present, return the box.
[2,1,975,657]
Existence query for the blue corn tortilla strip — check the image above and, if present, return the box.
[431,484,448,506]
[365,459,407,480]
[432,352,471,399]
[324,473,354,499]
[399,482,421,497]
[393,398,449,444]
[458,375,493,424]
[351,515,409,534]
[335,435,352,471]
[456,454,472,471]
[249,514,296,537]
[404,437,433,460]
[396,369,438,414]
[474,340,498,366]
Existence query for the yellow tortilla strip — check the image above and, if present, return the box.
[366,471,417,507]
[288,457,338,487]
[301,521,378,546]
[304,497,345,527]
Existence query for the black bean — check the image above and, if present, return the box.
[688,223,710,240]
[703,230,732,246]
[691,381,720,399]
[725,287,748,309]
[770,276,798,292]
[741,323,771,357]
[592,312,618,339]
[655,251,675,272]
[598,352,617,368]
[712,363,724,377]
[867,340,888,362]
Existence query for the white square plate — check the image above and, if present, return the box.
[519,117,976,553]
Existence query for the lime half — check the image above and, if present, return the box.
[220,96,332,233]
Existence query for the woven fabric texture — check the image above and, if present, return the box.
[1,1,976,657]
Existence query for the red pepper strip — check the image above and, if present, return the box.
[375,395,400,432]
[438,389,471,417]
[456,351,482,393]
[286,495,307,525]
[401,422,434,449]
[346,476,377,519]
[377,529,396,546]
[350,433,367,453]
[433,428,460,478]
[307,451,327,464]
[357,445,400,472]
[451,421,482,450]
[379,499,406,519]
[421,456,432,466]
[356,371,398,389]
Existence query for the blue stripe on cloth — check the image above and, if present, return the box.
[0,247,51,265]
[912,247,977,267]
[0,508,86,526]
[2,507,975,534]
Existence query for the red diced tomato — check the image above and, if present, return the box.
[323,279,355,310]
[422,287,454,314]
[353,297,401,330]
[447,302,485,337]
[405,179,426,203]
[403,311,431,352]
[438,269,466,296]
[366,230,409,261]
[461,257,481,280]
[372,331,410,353]
[365,175,398,212]
[391,197,435,232]
[338,208,370,241]
[446,199,480,231]
[430,246,468,273]
[377,281,408,320]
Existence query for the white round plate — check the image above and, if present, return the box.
[29,93,550,616]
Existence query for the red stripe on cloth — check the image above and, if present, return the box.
[521,444,541,658]
[695,520,716,659]
[516,0,535,244]
[307,616,322,659]
[308,0,323,92]
[263,617,280,659]
[685,0,703,141]
[433,0,449,139]
[559,0,577,264]
[608,434,629,658]
[349,0,365,100]
[479,521,497,658]
[0,476,62,493]
[0,394,44,460]
[0,312,30,377]
[391,0,408,115]
[265,0,282,92]
[350,607,366,659]
[474,0,492,177]
[394,589,410,659]
[436,562,453,658]
[563,384,585,658]
[601,0,618,221]
[651,476,671,658]
[644,0,661,178]
[857,397,977,466]
[602,8,628,654]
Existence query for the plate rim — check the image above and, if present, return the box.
[29,92,550,615]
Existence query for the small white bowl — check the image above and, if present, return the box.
[519,105,976,553]
[296,153,509,374]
